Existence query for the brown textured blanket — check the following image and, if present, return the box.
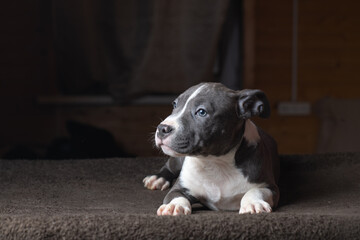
[1,153,360,239]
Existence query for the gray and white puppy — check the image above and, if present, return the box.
[143,82,279,215]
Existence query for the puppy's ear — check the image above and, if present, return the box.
[236,89,270,119]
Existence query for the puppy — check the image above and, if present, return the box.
[143,82,279,215]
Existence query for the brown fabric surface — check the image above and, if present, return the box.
[1,153,360,239]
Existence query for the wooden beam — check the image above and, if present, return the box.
[243,0,256,88]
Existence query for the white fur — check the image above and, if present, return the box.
[240,188,274,214]
[163,84,206,128]
[157,197,191,216]
[179,148,266,211]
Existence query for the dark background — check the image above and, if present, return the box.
[1,0,360,159]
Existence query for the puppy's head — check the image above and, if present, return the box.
[155,82,270,157]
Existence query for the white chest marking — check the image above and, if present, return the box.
[179,149,265,211]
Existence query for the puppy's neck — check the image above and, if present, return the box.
[186,146,238,167]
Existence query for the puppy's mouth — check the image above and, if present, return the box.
[158,143,184,157]
[156,136,187,157]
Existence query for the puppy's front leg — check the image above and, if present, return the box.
[240,187,274,214]
[143,175,170,191]
[157,178,197,216]
[143,157,185,191]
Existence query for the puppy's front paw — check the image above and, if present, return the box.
[157,203,191,216]
[157,197,192,216]
[143,175,170,191]
[239,200,272,214]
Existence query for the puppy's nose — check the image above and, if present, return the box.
[157,124,174,139]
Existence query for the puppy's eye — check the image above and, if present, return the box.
[196,108,207,117]
[172,101,177,109]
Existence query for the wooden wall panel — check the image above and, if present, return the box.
[250,0,360,154]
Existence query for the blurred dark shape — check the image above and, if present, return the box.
[3,145,40,160]
[217,0,242,90]
[46,120,133,159]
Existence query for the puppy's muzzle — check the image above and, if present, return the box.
[157,124,174,140]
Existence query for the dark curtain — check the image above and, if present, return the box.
[217,0,243,90]
[52,0,231,101]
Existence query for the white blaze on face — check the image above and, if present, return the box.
[155,84,207,156]
[161,84,207,130]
